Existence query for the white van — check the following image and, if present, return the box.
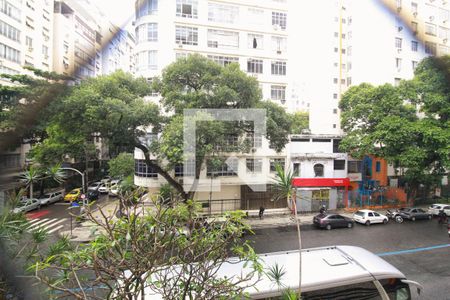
[38,189,65,206]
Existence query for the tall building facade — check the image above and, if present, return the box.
[134,0,292,109]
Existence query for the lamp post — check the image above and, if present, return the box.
[61,167,86,210]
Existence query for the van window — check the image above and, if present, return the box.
[302,280,382,299]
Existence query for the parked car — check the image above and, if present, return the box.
[98,183,109,194]
[13,198,41,213]
[64,188,82,202]
[109,183,120,196]
[428,204,450,216]
[398,207,432,221]
[87,181,102,192]
[86,189,99,201]
[38,189,65,206]
[353,209,389,226]
[313,214,354,230]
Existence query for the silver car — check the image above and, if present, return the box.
[39,190,64,206]
[13,198,41,213]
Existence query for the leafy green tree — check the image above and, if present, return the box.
[20,165,66,198]
[108,152,134,179]
[290,111,309,134]
[339,57,450,199]
[32,195,262,299]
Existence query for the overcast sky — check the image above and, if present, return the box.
[92,0,135,29]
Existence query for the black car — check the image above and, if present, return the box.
[313,214,354,230]
[398,207,432,221]
[87,189,99,201]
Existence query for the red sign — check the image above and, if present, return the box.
[292,178,350,187]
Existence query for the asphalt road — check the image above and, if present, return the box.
[246,220,450,300]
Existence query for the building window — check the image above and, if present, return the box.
[293,163,300,177]
[342,33,346,39]
[246,158,262,173]
[208,3,239,24]
[333,108,338,114]
[334,32,339,37]
[341,48,346,54]
[247,58,263,73]
[0,154,21,169]
[334,160,346,170]
[412,60,418,70]
[347,77,352,86]
[411,2,418,14]
[207,158,238,176]
[207,29,239,49]
[333,139,341,153]
[333,124,337,129]
[425,41,437,55]
[425,22,437,36]
[334,47,338,53]
[248,33,263,49]
[396,58,402,70]
[135,159,158,177]
[341,78,346,84]
[395,37,402,48]
[313,164,324,177]
[439,44,450,55]
[440,8,449,23]
[347,46,352,56]
[207,55,239,67]
[174,160,195,177]
[136,23,158,43]
[271,61,286,75]
[312,139,331,143]
[271,36,287,52]
[411,40,418,51]
[137,50,157,71]
[42,45,48,56]
[439,26,449,39]
[272,12,287,30]
[333,93,338,99]
[270,158,285,172]
[411,21,418,34]
[376,161,381,172]
[396,0,402,9]
[175,25,198,45]
[333,78,338,84]
[0,0,21,22]
[248,8,264,25]
[271,85,286,103]
[394,78,401,86]
[136,0,158,18]
[26,36,32,48]
[348,161,362,173]
[0,20,20,42]
[0,42,20,63]
[176,0,197,18]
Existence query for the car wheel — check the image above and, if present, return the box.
[395,216,404,223]
[365,220,371,226]
[411,216,416,221]
[326,224,332,230]
[347,222,353,228]
[383,218,388,224]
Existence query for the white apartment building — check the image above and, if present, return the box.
[293,0,449,135]
[102,28,136,75]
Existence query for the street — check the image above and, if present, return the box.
[24,193,113,235]
[246,220,450,300]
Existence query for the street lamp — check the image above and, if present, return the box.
[60,167,86,193]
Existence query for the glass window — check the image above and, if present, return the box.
[135,159,158,177]
[272,12,287,29]
[247,58,263,73]
[411,2,418,14]
[411,21,418,33]
[207,55,239,67]
[271,36,287,52]
[425,41,437,55]
[246,158,262,173]
[271,61,286,75]
[396,58,402,69]
[334,160,345,170]
[395,37,402,48]
[0,20,20,42]
[270,158,285,172]
[0,0,21,22]
[175,25,198,45]
[440,8,449,23]
[376,161,381,172]
[348,161,362,173]
[248,8,264,25]
[207,158,238,177]
[412,60,418,70]
[314,164,324,177]
[176,0,198,18]
[208,3,239,24]
[271,85,286,102]
[425,22,437,36]
[0,42,20,63]
[439,44,450,55]
[207,29,239,49]
[248,33,263,49]
[411,40,418,51]
[136,0,158,18]
[439,26,449,39]
[136,23,158,43]
[137,50,157,71]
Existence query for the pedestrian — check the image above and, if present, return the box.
[259,206,265,219]
[438,209,447,224]
[319,205,326,215]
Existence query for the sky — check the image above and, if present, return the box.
[92,0,135,29]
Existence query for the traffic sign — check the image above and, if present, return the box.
[71,201,80,207]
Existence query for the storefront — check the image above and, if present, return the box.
[292,178,350,212]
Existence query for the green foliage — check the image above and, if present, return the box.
[290,111,309,134]
[108,152,134,179]
[273,164,294,203]
[339,56,450,195]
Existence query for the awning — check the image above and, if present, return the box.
[292,178,350,187]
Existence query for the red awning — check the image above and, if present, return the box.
[292,178,350,187]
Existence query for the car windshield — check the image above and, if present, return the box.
[39,194,51,198]
[69,190,78,195]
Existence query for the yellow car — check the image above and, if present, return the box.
[64,188,81,202]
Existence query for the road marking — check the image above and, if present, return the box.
[28,218,50,227]
[47,225,64,234]
[27,210,50,219]
[55,202,70,206]
[28,218,68,234]
[377,244,450,257]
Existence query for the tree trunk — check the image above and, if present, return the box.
[29,182,33,199]
[292,195,302,298]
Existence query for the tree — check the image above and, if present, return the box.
[33,56,292,202]
[20,164,66,198]
[290,111,309,134]
[108,152,134,179]
[32,194,262,299]
[339,57,450,199]
[273,165,302,298]
[0,67,71,152]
